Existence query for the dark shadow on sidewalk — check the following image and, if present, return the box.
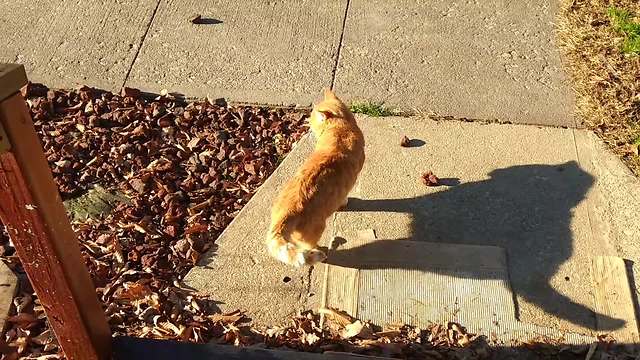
[193,17,223,25]
[326,161,627,331]
[113,336,640,359]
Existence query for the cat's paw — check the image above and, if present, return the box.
[276,243,301,266]
[302,249,327,265]
[294,251,307,267]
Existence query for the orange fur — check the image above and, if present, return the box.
[266,89,365,267]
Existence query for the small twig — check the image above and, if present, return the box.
[113,107,135,112]
[188,196,215,215]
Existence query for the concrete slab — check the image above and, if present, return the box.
[334,0,576,127]
[126,0,346,105]
[186,115,640,338]
[323,231,591,344]
[330,116,600,335]
[573,130,640,323]
[184,135,325,327]
[0,0,158,91]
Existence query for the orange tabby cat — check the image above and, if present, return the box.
[266,89,365,267]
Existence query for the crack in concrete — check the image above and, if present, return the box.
[298,264,315,307]
[330,0,352,90]
[121,0,163,89]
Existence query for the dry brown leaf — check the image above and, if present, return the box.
[304,332,320,345]
[117,282,153,301]
[179,326,194,342]
[341,320,374,339]
[184,223,208,235]
[187,137,201,150]
[458,333,471,347]
[209,310,244,324]
[159,320,182,336]
[30,329,55,346]
[7,313,37,326]
[13,296,33,314]
[375,329,402,338]
[318,307,354,326]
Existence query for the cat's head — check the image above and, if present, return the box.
[308,89,355,135]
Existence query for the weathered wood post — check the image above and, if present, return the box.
[0,64,111,359]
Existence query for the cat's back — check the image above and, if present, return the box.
[278,125,363,209]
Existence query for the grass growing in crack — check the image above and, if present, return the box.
[608,6,640,54]
[349,101,394,117]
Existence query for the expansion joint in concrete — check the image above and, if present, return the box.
[122,0,163,88]
[330,0,351,90]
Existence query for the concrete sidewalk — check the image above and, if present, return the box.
[185,115,640,342]
[2,0,573,126]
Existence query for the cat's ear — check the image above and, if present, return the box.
[316,105,340,121]
[323,88,337,100]
[316,110,330,122]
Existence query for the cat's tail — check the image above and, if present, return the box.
[266,229,326,267]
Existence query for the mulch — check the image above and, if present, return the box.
[0,84,307,358]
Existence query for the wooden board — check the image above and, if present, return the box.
[0,64,27,102]
[591,256,640,343]
[0,93,111,359]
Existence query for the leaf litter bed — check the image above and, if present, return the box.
[0,85,636,359]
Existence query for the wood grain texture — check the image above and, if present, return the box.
[591,256,639,343]
[0,94,111,359]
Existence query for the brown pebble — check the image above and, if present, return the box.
[400,135,410,147]
[421,171,440,186]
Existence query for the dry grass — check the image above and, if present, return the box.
[557,0,640,175]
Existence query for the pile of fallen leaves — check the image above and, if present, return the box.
[251,310,636,359]
[303,308,492,359]
[557,0,640,175]
[135,307,495,359]
[0,84,307,358]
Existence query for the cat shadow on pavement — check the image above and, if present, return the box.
[326,161,626,331]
